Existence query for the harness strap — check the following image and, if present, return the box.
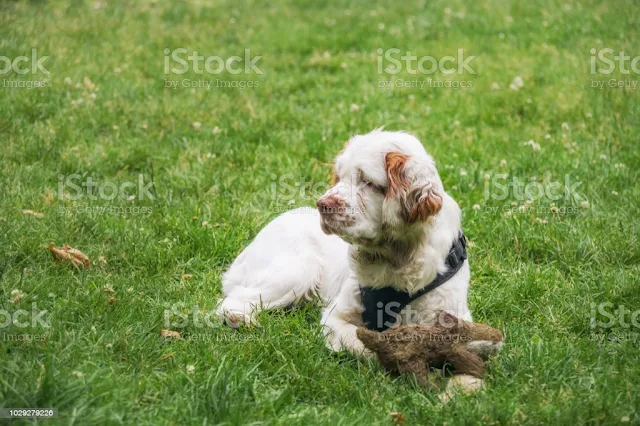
[360,231,467,332]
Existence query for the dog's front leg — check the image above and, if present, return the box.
[320,281,372,357]
[321,304,370,356]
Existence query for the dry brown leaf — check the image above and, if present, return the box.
[182,274,193,281]
[390,412,406,425]
[48,243,90,268]
[107,296,118,305]
[63,244,90,267]
[160,330,183,340]
[23,209,44,218]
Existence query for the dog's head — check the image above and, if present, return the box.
[317,130,444,244]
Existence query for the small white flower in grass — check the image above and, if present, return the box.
[614,163,625,169]
[459,169,467,176]
[611,191,618,196]
[550,206,558,213]
[186,365,195,374]
[10,289,25,304]
[408,94,415,102]
[192,122,201,130]
[523,140,540,150]
[504,210,512,217]
[451,185,457,191]
[581,200,590,209]
[491,82,500,91]
[350,104,360,112]
[561,122,570,130]
[483,173,491,181]
[73,371,84,378]
[377,23,385,30]
[511,202,518,207]
[500,159,507,167]
[545,134,551,139]
[621,416,630,423]
[599,154,607,160]
[425,106,432,115]
[535,218,548,224]
[112,125,119,131]
[91,326,97,333]
[212,126,222,135]
[525,199,533,206]
[513,76,524,88]
[105,343,112,349]
[48,293,55,298]
[453,120,460,127]
[472,204,480,210]
[444,7,451,15]
[340,62,348,69]
[518,205,527,213]
[585,112,592,118]
[64,77,72,85]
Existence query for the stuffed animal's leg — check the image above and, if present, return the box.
[448,345,486,378]
[397,358,434,388]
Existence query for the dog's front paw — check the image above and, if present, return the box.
[439,374,484,403]
[324,324,373,358]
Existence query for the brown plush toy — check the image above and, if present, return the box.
[356,311,503,387]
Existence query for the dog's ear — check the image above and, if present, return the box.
[385,152,442,222]
[385,152,411,197]
[407,181,442,222]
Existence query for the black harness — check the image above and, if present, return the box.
[360,232,467,332]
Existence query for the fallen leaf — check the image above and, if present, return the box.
[23,209,44,218]
[390,412,406,425]
[160,330,183,340]
[182,274,193,281]
[48,243,90,268]
[63,244,90,267]
[108,296,118,305]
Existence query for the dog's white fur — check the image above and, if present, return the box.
[217,130,472,356]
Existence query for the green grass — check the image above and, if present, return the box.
[1,0,639,424]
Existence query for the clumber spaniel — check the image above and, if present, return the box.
[217,130,476,358]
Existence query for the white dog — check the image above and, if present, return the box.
[217,130,477,358]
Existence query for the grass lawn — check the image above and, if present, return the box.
[1,0,639,424]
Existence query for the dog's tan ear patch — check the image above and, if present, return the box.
[408,184,443,222]
[385,152,411,198]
